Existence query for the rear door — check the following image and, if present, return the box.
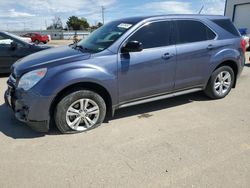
[174,19,217,90]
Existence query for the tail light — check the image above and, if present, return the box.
[241,38,247,53]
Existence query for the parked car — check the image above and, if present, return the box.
[18,36,32,43]
[5,15,245,133]
[242,35,250,51]
[21,33,50,44]
[0,31,52,73]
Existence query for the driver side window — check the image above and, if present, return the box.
[0,34,24,48]
[0,35,13,47]
[128,21,172,49]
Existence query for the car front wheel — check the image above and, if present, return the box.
[205,66,235,99]
[55,90,106,133]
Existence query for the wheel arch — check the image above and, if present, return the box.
[210,60,239,88]
[49,82,113,123]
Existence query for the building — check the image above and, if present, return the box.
[224,0,250,34]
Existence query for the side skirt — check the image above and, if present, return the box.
[118,88,203,109]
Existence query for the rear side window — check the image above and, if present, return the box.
[212,19,240,36]
[129,21,172,49]
[176,20,216,44]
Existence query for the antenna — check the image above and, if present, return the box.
[199,5,204,14]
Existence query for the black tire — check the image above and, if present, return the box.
[204,66,235,99]
[34,39,40,44]
[43,41,47,44]
[55,90,106,134]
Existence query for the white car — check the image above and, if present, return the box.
[18,36,32,43]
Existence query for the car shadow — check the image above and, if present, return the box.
[0,103,45,139]
[110,91,210,121]
[244,64,250,68]
[0,91,210,139]
[0,73,10,78]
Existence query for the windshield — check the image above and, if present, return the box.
[77,21,134,53]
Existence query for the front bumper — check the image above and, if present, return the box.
[4,85,53,132]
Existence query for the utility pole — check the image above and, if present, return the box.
[101,6,105,24]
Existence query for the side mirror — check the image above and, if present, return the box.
[10,41,18,50]
[121,41,143,53]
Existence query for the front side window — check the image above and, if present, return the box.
[0,34,13,46]
[128,21,172,49]
[176,20,216,44]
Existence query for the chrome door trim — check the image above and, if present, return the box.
[118,88,202,109]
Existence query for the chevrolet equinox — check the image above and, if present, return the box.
[5,15,245,133]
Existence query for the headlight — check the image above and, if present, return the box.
[18,68,47,91]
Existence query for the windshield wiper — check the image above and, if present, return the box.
[72,44,93,53]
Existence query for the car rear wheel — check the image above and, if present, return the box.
[55,90,106,133]
[204,66,235,99]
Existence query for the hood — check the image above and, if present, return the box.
[13,45,91,77]
[34,44,53,50]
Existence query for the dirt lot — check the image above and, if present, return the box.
[0,60,250,187]
[49,40,73,46]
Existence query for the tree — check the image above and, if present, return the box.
[97,22,103,28]
[90,22,103,31]
[66,16,89,30]
[47,16,63,30]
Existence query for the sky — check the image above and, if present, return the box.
[0,0,226,31]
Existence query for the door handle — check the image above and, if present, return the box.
[162,53,174,60]
[207,44,215,50]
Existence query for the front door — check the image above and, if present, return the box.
[0,34,17,73]
[118,20,177,103]
[0,33,26,73]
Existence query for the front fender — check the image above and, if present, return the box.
[33,65,118,105]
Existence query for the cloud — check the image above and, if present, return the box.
[0,0,117,30]
[0,0,225,30]
[136,1,194,14]
[0,9,35,18]
[201,0,225,15]
[135,0,225,15]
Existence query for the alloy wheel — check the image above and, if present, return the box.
[214,71,232,96]
[66,98,100,131]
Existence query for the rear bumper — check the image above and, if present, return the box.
[4,87,53,132]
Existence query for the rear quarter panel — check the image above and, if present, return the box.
[206,37,244,84]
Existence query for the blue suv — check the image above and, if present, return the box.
[5,15,245,133]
